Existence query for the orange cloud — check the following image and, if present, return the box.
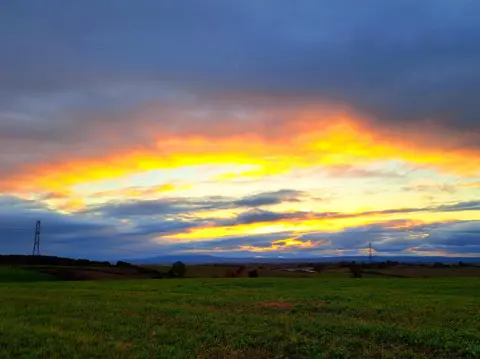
[2,105,480,194]
[235,236,321,252]
[166,207,480,241]
[459,181,480,189]
[91,183,189,198]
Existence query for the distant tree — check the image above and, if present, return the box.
[248,269,259,278]
[169,261,186,278]
[350,264,363,278]
[377,262,388,269]
[116,261,133,268]
[235,265,247,277]
[313,264,326,273]
[225,269,236,278]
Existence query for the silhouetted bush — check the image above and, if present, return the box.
[432,262,449,268]
[458,261,475,267]
[116,260,134,268]
[225,269,236,278]
[169,261,186,278]
[248,269,259,278]
[377,262,388,269]
[235,265,247,277]
[0,255,116,268]
[77,259,91,266]
[386,260,399,267]
[225,265,249,278]
[350,264,363,278]
[313,264,326,273]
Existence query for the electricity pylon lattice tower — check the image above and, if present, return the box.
[32,220,41,256]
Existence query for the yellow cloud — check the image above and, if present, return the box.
[2,106,479,196]
[167,209,480,241]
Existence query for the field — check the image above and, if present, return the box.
[149,264,480,279]
[0,267,56,283]
[0,277,479,359]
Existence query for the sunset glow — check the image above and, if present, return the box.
[1,2,480,260]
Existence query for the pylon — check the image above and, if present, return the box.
[368,242,372,263]
[32,220,41,256]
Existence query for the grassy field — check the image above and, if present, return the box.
[149,263,480,279]
[0,267,56,283]
[0,277,479,358]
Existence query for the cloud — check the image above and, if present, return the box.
[233,189,304,207]
[2,1,480,260]
[436,200,480,212]
[0,196,126,259]
[402,182,457,194]
[320,164,405,179]
[161,199,480,242]
[87,189,307,218]
[1,1,480,194]
[3,0,480,137]
[234,209,299,225]
[162,219,480,257]
[89,196,480,233]
[459,181,480,189]
[1,194,479,259]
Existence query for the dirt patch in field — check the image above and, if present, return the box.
[256,301,296,309]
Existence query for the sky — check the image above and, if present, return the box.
[1,0,480,260]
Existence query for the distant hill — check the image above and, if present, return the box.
[126,254,480,265]
[127,254,222,265]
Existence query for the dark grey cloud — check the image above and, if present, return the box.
[85,195,480,236]
[159,219,480,257]
[128,220,203,236]
[87,189,306,218]
[234,208,300,225]
[1,0,480,164]
[0,196,159,260]
[295,219,480,254]
[2,195,480,259]
[161,232,294,253]
[233,189,303,207]
[228,200,480,226]
[436,200,480,212]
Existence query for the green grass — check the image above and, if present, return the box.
[0,278,479,358]
[0,267,56,283]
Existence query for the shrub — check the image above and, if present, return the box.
[225,266,249,278]
[248,269,259,277]
[225,270,236,278]
[169,261,186,278]
[377,262,388,269]
[115,261,133,267]
[235,265,247,277]
[350,264,363,278]
[313,264,326,273]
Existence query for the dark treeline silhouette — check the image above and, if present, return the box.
[0,255,112,267]
[225,265,260,278]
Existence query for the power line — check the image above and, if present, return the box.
[32,220,41,256]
